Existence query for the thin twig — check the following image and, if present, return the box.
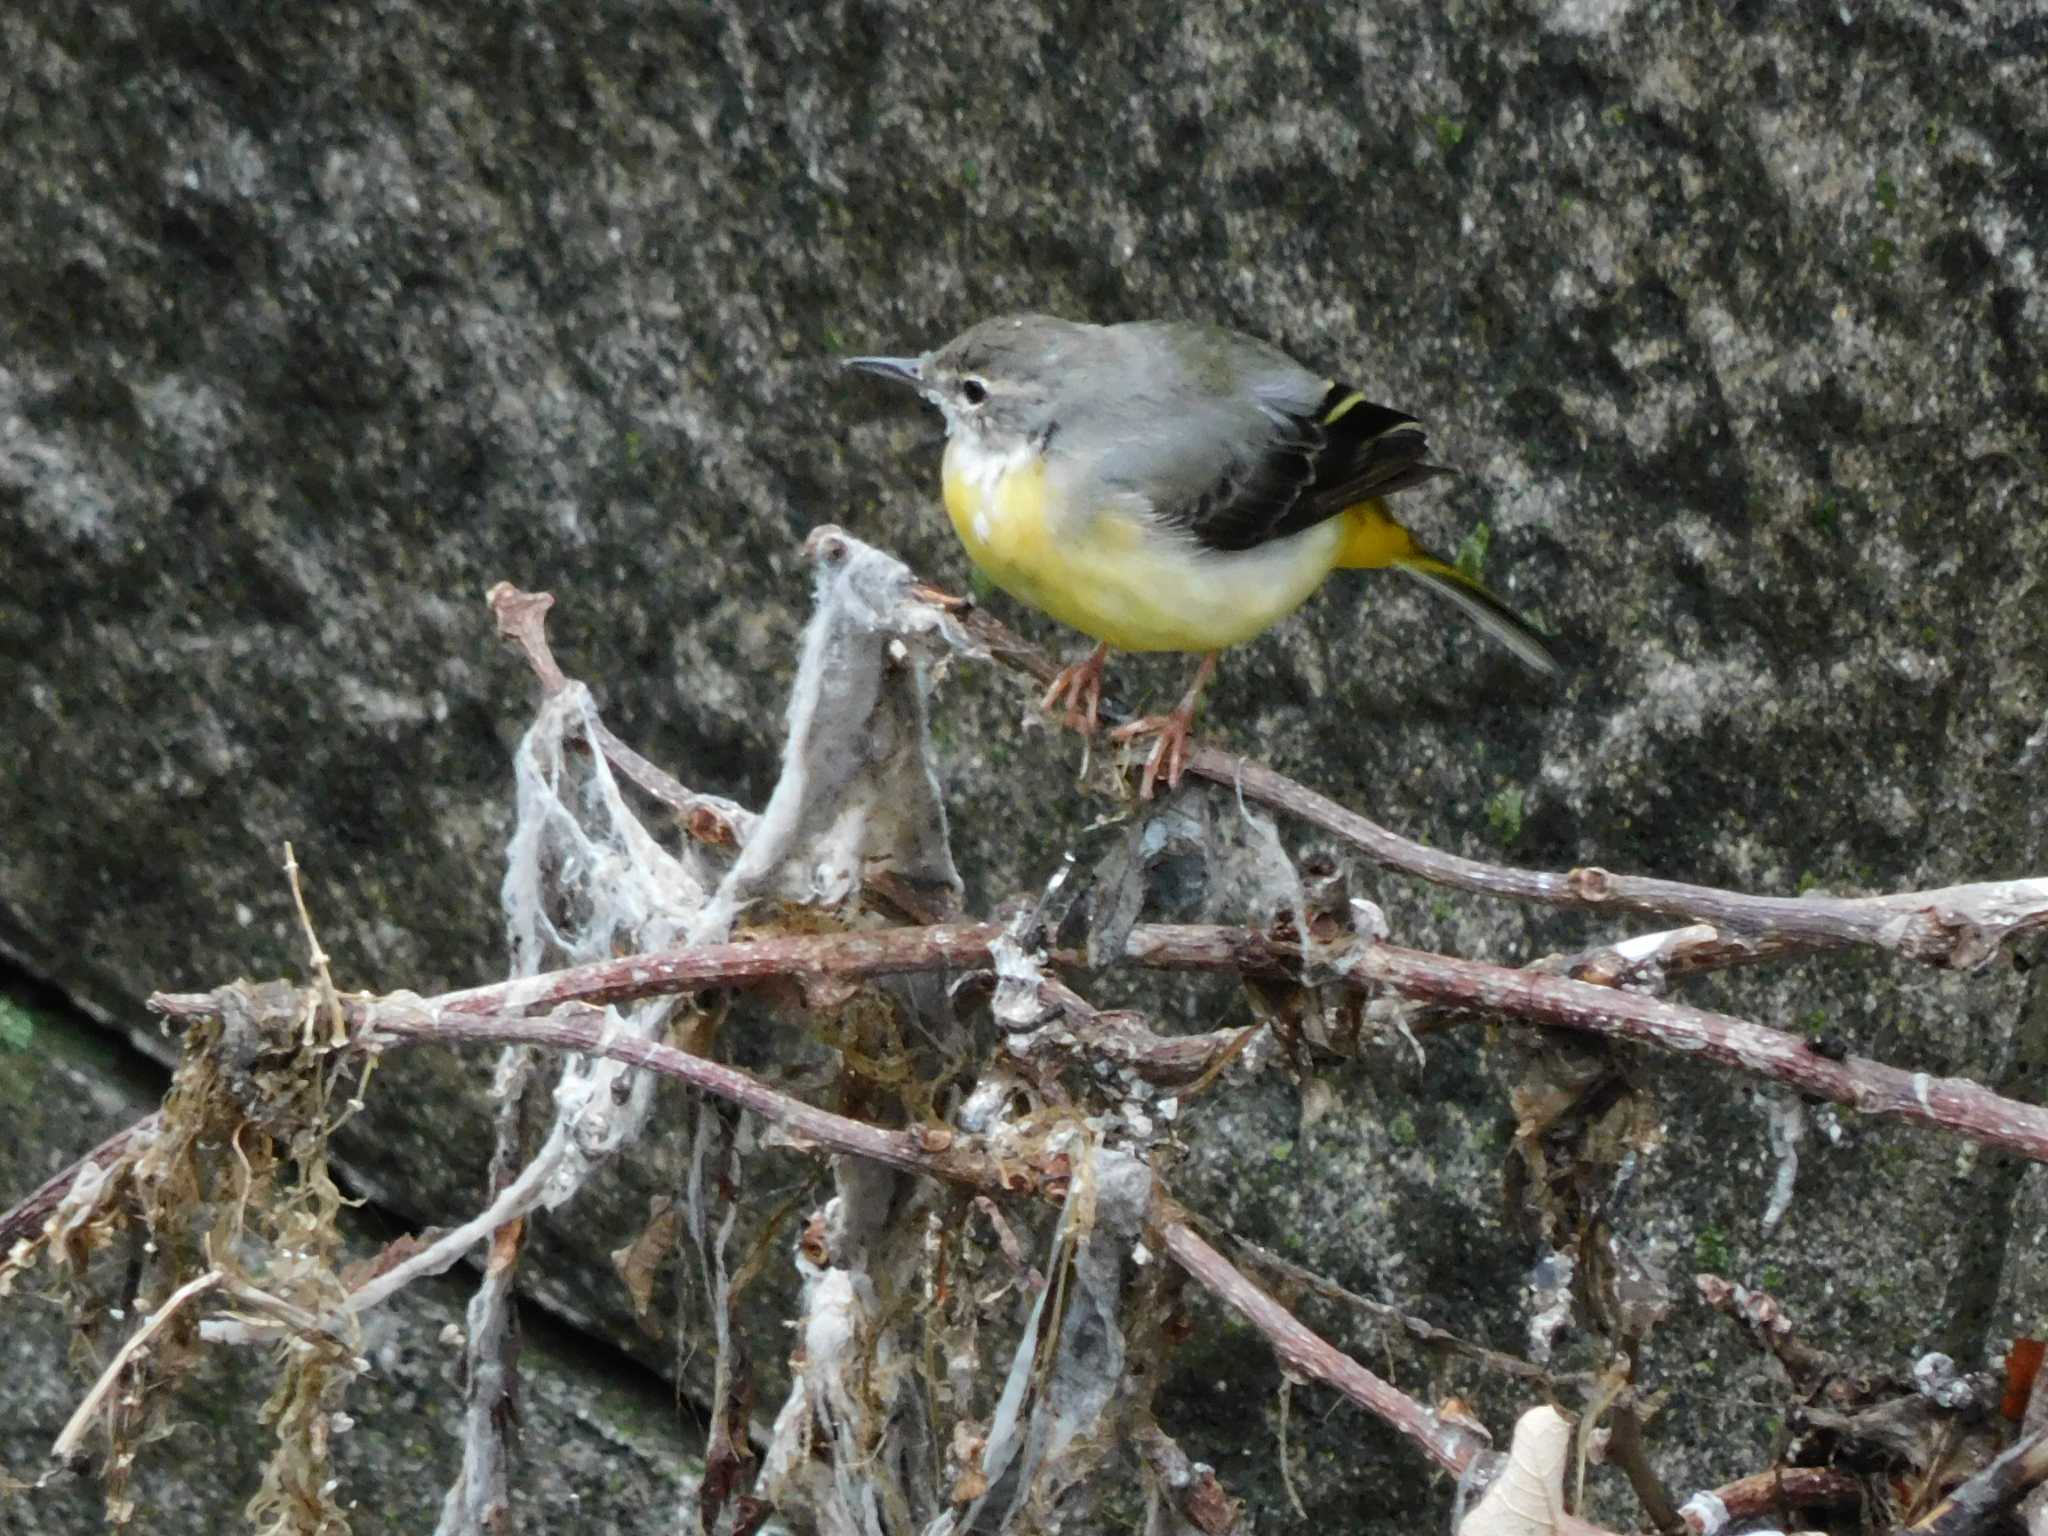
[1030,973,1259,1090]
[487,581,752,843]
[1158,1218,1489,1478]
[0,1113,160,1255]
[349,999,1037,1199]
[1162,1221,1643,1536]
[1188,747,2046,971]
[1605,1400,1683,1534]
[1695,1275,1836,1392]
[938,587,2047,971]
[1131,1419,1247,1535]
[1226,1230,1556,1385]
[1120,926,2048,1164]
[146,918,2048,1165]
[46,1269,225,1466]
[1678,1465,1865,1532]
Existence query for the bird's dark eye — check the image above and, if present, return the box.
[961,378,988,406]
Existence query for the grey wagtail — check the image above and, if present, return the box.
[848,314,1558,797]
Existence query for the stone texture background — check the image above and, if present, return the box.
[3,0,2044,1530]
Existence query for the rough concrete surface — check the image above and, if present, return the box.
[2,0,2045,1531]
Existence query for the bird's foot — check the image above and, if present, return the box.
[1108,652,1219,800]
[1109,707,1197,800]
[1040,642,1111,735]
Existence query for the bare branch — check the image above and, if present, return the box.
[148,918,2048,1166]
[938,587,2047,971]
[1678,1465,1864,1532]
[1187,747,2046,970]
[1695,1275,1835,1392]
[365,999,1042,1198]
[1131,1419,1247,1536]
[1119,926,2048,1165]
[0,1113,160,1256]
[487,580,752,842]
[1159,1218,1490,1478]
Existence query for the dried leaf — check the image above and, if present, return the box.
[609,1196,680,1323]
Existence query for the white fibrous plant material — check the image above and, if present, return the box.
[952,1145,1154,1534]
[502,680,710,972]
[1227,791,1309,949]
[690,527,967,944]
[1524,1249,1576,1365]
[722,529,988,1534]
[760,1216,933,1535]
[330,672,730,1349]
[989,924,1052,1033]
[1760,1092,1805,1233]
[501,681,716,1208]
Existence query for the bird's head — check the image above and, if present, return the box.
[845,313,1095,449]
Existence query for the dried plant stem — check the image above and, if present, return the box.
[940,593,2047,972]
[144,918,2048,1166]
[488,581,751,841]
[1159,1220,1492,1479]
[47,1268,225,1466]
[283,841,346,1047]
[1679,1466,1864,1531]
[0,1113,160,1255]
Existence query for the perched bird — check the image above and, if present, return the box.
[848,314,1556,797]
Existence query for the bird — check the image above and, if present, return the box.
[846,314,1557,797]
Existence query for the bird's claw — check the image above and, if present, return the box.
[1040,645,1110,735]
[1109,710,1195,800]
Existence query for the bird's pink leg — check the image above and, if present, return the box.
[1109,651,1219,799]
[1040,641,1113,735]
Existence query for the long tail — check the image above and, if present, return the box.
[1337,499,1561,677]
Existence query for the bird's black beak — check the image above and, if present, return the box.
[843,355,924,389]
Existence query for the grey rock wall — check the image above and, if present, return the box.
[3,0,2044,1531]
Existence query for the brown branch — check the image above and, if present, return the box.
[1028,973,1260,1091]
[1605,1401,1684,1534]
[488,581,750,843]
[362,999,1039,1197]
[938,585,2047,972]
[147,919,2048,1165]
[1118,926,2048,1164]
[1695,1275,1836,1392]
[1159,1217,1492,1479]
[1131,1419,1248,1535]
[49,929,2012,1528]
[0,1112,161,1255]
[1680,1465,1864,1532]
[1189,746,2046,970]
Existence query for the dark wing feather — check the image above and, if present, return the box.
[1174,385,1452,555]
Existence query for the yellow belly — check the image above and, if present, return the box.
[941,446,1347,653]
